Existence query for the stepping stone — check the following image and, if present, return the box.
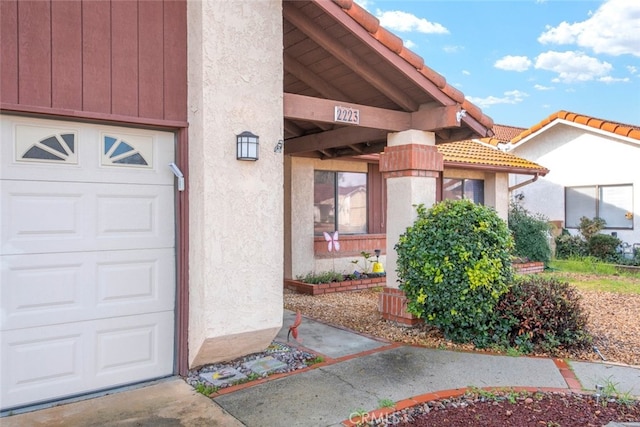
[243,356,288,375]
[200,367,247,387]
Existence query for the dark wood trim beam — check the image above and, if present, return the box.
[283,4,418,112]
[285,124,388,155]
[284,52,349,102]
[1,103,188,129]
[411,104,461,131]
[284,92,410,131]
[330,141,386,158]
[284,119,305,137]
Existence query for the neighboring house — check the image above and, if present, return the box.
[501,111,640,246]
[0,0,544,412]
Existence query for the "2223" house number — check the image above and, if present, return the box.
[334,106,360,125]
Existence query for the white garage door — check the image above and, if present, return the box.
[0,116,176,410]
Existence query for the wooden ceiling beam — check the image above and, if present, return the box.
[285,125,388,155]
[283,4,419,112]
[284,120,305,137]
[284,93,410,131]
[411,104,462,131]
[284,52,350,102]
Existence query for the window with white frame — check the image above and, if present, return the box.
[443,178,484,204]
[565,184,633,229]
[314,170,367,235]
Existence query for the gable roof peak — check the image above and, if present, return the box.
[511,110,640,144]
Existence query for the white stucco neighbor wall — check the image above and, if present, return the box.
[187,0,283,368]
[510,123,639,244]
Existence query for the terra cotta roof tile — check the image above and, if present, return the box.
[438,140,549,175]
[511,110,640,145]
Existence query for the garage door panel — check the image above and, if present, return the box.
[1,328,85,409]
[1,256,86,330]
[95,188,173,246]
[2,249,175,330]
[2,181,174,255]
[1,312,173,409]
[2,189,85,252]
[1,118,175,186]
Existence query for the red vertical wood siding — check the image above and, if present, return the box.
[138,0,165,119]
[1,0,19,104]
[52,1,82,110]
[18,1,52,106]
[111,1,139,116]
[82,1,112,114]
[368,163,387,234]
[1,0,187,124]
[163,0,188,121]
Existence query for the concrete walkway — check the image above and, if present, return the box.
[3,310,639,426]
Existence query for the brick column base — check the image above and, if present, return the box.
[378,287,422,326]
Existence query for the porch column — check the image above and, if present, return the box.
[378,130,443,325]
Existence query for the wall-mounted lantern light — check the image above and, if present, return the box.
[237,131,259,161]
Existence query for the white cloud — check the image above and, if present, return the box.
[494,55,532,72]
[357,0,373,12]
[376,10,449,34]
[535,51,613,83]
[462,70,471,76]
[467,90,528,108]
[599,76,630,83]
[404,39,416,49]
[538,0,640,57]
[534,84,554,91]
[627,65,638,74]
[443,45,463,54]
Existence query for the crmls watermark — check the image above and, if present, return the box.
[348,411,402,425]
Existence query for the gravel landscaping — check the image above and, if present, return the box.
[284,283,640,367]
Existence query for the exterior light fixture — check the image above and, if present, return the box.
[237,131,259,161]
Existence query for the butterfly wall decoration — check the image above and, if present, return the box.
[323,231,340,252]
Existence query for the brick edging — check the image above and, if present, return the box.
[340,357,589,426]
[284,276,386,295]
[340,385,584,426]
[513,261,545,274]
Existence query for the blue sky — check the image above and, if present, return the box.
[357,0,640,129]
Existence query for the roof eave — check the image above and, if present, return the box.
[444,161,549,177]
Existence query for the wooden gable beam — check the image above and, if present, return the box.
[283,4,419,112]
[284,120,305,137]
[284,52,350,102]
[284,93,410,131]
[284,125,388,155]
[410,104,462,131]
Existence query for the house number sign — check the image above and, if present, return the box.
[334,106,360,125]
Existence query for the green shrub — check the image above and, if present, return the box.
[578,216,606,241]
[588,234,621,263]
[492,276,592,352]
[555,230,588,259]
[396,200,514,345]
[508,201,552,264]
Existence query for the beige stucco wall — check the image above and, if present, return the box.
[187,0,283,368]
